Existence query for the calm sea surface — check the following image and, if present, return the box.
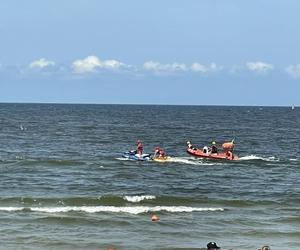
[0,103,299,250]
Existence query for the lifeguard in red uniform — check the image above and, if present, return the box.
[136,139,143,156]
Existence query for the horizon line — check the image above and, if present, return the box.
[0,101,297,108]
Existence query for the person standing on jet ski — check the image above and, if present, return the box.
[211,141,218,154]
[136,139,143,156]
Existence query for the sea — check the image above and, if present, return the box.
[0,103,299,250]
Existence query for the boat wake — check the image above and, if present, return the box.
[238,155,279,162]
[115,157,130,161]
[116,156,219,165]
[167,157,220,166]
[165,157,201,165]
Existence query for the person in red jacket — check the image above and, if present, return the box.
[136,139,143,156]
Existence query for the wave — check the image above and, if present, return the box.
[238,155,279,162]
[123,195,156,203]
[0,206,224,214]
[0,207,24,212]
[289,158,298,162]
[0,196,215,209]
[0,195,199,206]
[2,195,290,208]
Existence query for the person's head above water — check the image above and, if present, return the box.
[259,246,271,250]
[207,242,220,250]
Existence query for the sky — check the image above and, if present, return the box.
[0,0,300,106]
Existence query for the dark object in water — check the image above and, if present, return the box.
[207,242,221,250]
[258,246,271,250]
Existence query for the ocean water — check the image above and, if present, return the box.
[0,103,299,250]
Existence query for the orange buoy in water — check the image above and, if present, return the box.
[151,214,160,222]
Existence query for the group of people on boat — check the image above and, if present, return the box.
[189,140,218,154]
[130,138,236,161]
[187,140,231,155]
[187,139,236,160]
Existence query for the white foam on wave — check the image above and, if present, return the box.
[239,155,279,162]
[0,206,224,214]
[289,158,298,162]
[0,207,24,212]
[123,195,156,203]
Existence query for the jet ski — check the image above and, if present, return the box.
[186,141,238,161]
[122,150,152,161]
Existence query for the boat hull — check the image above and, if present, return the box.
[187,148,238,161]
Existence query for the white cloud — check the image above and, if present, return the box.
[246,61,273,73]
[191,62,223,73]
[72,55,125,73]
[29,58,55,69]
[143,61,222,75]
[285,64,300,78]
[103,59,123,69]
[143,61,187,73]
[72,56,101,73]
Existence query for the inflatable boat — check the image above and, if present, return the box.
[186,141,238,161]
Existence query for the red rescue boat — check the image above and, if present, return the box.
[186,141,238,161]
